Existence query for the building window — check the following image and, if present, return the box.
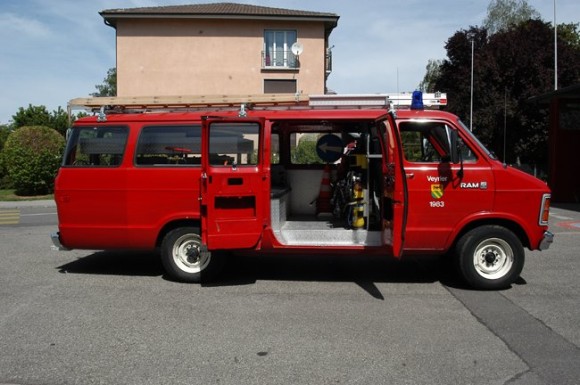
[560,101,580,130]
[264,79,297,94]
[263,30,297,69]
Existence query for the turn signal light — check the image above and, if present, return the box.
[539,194,551,226]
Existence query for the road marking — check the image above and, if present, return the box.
[0,209,20,225]
[20,212,57,217]
[555,221,580,231]
[447,288,580,385]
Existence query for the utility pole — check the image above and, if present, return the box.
[470,39,474,131]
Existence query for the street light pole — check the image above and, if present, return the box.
[470,39,474,131]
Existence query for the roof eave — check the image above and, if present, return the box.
[100,13,339,31]
[528,83,580,104]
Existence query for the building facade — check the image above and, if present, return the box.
[530,83,580,203]
[100,3,339,97]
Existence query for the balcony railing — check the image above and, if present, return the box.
[262,50,299,69]
[325,50,332,75]
[260,49,333,76]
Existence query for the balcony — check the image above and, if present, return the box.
[325,50,332,76]
[261,50,299,70]
[260,49,333,76]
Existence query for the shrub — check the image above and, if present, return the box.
[3,126,65,195]
[0,126,11,188]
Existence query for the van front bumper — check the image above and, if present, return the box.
[539,231,554,250]
[50,232,70,251]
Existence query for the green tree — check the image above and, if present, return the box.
[11,105,70,136]
[0,124,12,188]
[12,105,51,128]
[50,106,70,136]
[433,20,580,169]
[291,135,323,164]
[0,125,9,150]
[419,59,444,92]
[92,67,117,97]
[3,126,65,195]
[558,23,580,48]
[483,0,541,35]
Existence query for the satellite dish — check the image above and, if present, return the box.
[291,42,304,56]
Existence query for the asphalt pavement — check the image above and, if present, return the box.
[0,201,579,385]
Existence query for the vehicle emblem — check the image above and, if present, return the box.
[431,184,443,199]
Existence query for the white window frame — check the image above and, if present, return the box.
[264,30,297,68]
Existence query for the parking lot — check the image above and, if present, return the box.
[0,201,579,385]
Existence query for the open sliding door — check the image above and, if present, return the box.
[377,113,408,258]
[201,118,267,250]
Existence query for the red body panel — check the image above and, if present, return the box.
[54,107,550,256]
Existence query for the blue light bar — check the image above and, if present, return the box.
[411,90,424,110]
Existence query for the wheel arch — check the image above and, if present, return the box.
[156,219,202,248]
[449,217,530,252]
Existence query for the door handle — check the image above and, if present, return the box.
[406,173,415,179]
[201,172,210,189]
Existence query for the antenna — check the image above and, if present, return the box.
[291,42,304,56]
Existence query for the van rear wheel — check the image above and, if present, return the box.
[455,225,524,290]
[161,227,223,283]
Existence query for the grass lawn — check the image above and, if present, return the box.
[0,189,54,201]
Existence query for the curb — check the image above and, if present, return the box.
[0,200,56,209]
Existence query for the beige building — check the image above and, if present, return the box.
[100,3,339,97]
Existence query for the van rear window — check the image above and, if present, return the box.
[136,125,201,166]
[63,126,128,167]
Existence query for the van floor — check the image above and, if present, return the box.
[274,216,382,246]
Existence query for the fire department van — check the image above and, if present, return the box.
[51,92,553,289]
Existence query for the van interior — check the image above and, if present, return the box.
[269,120,386,247]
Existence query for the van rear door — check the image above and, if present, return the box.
[378,113,408,258]
[200,118,267,250]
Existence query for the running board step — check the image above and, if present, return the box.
[274,229,382,246]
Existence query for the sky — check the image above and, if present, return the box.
[0,0,578,124]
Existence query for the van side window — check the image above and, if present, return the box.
[458,136,478,162]
[400,122,452,163]
[208,122,259,166]
[63,126,128,167]
[136,125,201,166]
[400,131,441,163]
[271,133,280,164]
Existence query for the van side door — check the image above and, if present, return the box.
[378,114,408,257]
[200,118,267,250]
[399,119,494,251]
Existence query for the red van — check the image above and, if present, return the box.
[52,93,553,289]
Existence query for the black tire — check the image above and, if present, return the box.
[161,227,224,283]
[455,225,524,290]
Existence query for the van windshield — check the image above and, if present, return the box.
[457,119,497,160]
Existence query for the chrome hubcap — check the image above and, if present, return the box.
[172,234,210,273]
[473,238,513,280]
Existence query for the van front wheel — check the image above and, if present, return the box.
[455,225,524,290]
[161,227,223,283]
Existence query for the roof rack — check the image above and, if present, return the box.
[307,93,447,109]
[68,92,447,119]
[68,93,309,114]
[384,92,447,108]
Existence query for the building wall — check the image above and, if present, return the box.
[115,19,327,97]
[549,98,580,202]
